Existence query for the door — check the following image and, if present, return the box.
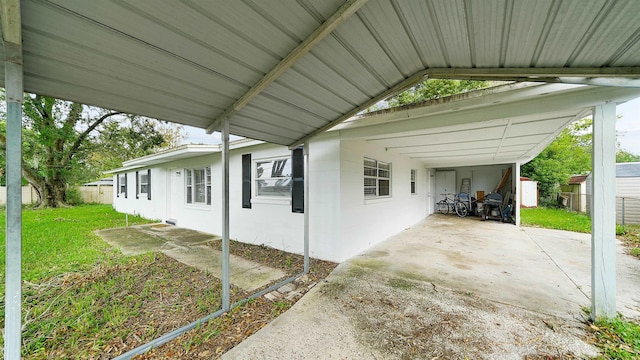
[166,168,180,221]
[435,170,456,202]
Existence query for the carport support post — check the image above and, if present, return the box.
[2,1,23,358]
[221,118,230,311]
[513,162,521,227]
[590,103,617,319]
[303,141,310,273]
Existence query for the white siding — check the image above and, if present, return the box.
[616,178,640,224]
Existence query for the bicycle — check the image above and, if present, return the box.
[436,193,469,217]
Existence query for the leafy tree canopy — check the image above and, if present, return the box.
[0,93,184,207]
[522,117,640,201]
[387,79,490,107]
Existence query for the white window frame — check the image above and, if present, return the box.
[254,156,292,199]
[410,169,417,195]
[118,174,126,196]
[185,167,211,205]
[138,171,149,196]
[364,157,391,198]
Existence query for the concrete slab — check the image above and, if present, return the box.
[224,214,640,359]
[95,224,286,292]
[524,226,640,318]
[162,245,286,292]
[358,215,589,319]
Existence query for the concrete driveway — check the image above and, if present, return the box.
[224,215,640,359]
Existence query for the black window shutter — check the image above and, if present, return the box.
[116,175,120,198]
[124,173,128,198]
[242,154,252,208]
[147,169,151,200]
[291,147,304,213]
[136,171,140,199]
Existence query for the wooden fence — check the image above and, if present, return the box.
[0,185,113,205]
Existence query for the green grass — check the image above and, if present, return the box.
[520,207,593,233]
[0,204,154,291]
[588,313,640,359]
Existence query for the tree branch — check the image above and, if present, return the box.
[63,111,121,165]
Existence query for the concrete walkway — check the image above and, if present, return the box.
[95,224,286,291]
[224,215,640,359]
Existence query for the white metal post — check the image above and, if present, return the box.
[514,162,521,227]
[303,141,310,273]
[221,120,230,311]
[591,103,617,319]
[2,1,24,357]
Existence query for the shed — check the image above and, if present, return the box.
[561,175,589,213]
[520,177,538,208]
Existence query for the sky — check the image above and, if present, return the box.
[181,95,640,154]
[616,97,640,154]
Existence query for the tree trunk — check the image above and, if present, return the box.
[40,176,67,208]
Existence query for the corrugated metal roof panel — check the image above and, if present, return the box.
[503,0,553,67]
[2,0,640,150]
[467,0,506,67]
[430,0,472,68]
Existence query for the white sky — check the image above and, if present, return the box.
[181,95,640,155]
[616,96,640,154]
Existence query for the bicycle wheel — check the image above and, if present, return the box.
[436,200,450,214]
[455,201,468,217]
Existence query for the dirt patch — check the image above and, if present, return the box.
[320,263,598,360]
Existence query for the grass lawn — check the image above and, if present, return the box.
[0,204,153,291]
[0,204,336,358]
[520,207,592,233]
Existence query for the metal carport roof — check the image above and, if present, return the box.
[334,82,640,168]
[1,0,640,148]
[2,1,640,358]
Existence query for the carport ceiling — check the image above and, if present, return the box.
[334,83,640,168]
[2,0,640,147]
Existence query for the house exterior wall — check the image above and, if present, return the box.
[337,138,427,261]
[112,135,429,262]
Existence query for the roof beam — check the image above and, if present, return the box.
[425,67,640,79]
[206,0,369,134]
[425,67,640,87]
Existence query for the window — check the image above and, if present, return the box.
[117,173,127,198]
[136,169,151,200]
[186,167,211,205]
[364,158,391,197]
[411,169,417,194]
[256,157,292,197]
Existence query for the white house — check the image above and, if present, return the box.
[110,83,640,263]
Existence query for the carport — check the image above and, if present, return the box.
[2,1,640,358]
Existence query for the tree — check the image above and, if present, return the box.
[387,79,490,107]
[522,117,640,202]
[0,94,183,207]
[521,119,592,201]
[616,150,640,163]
